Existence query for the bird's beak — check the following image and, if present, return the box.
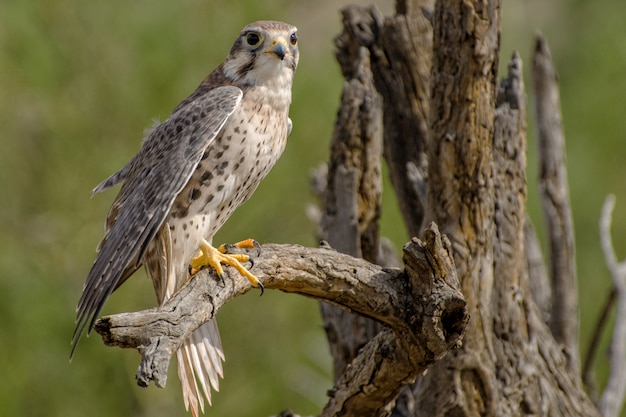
[267,37,288,61]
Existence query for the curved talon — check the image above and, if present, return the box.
[258,280,264,296]
[215,270,225,285]
[217,243,231,254]
[252,240,262,257]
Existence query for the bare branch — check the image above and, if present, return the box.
[582,285,616,401]
[597,195,626,417]
[532,33,579,374]
[94,227,468,415]
[600,195,619,271]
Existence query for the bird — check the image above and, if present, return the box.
[72,20,299,416]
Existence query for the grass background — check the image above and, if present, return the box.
[1,0,625,416]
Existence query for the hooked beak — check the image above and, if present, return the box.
[267,38,288,60]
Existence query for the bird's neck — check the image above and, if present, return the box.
[246,77,293,110]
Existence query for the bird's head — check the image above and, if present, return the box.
[223,21,299,88]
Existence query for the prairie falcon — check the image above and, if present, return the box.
[72,21,299,416]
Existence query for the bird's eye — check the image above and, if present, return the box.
[245,32,263,47]
[289,32,298,46]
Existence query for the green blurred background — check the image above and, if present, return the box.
[1,0,625,416]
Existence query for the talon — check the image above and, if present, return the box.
[253,240,262,257]
[258,280,264,296]
[216,270,225,285]
[217,243,233,254]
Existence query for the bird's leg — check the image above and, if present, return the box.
[189,239,264,294]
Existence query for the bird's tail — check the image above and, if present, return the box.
[176,319,225,417]
[144,226,225,416]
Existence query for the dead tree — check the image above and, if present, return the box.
[93,1,626,416]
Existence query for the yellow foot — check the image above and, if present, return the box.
[217,238,262,258]
[189,239,264,294]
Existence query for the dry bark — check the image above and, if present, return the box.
[335,1,433,238]
[311,1,601,415]
[416,0,501,413]
[405,0,599,413]
[318,43,385,381]
[320,7,434,414]
[532,33,580,375]
[524,216,552,325]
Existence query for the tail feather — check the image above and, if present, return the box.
[177,319,224,417]
[145,225,224,416]
[178,345,203,417]
[188,333,211,406]
[191,332,218,392]
[203,317,225,370]
[202,337,224,384]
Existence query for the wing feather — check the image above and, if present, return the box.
[71,86,243,355]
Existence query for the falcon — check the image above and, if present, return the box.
[72,21,299,416]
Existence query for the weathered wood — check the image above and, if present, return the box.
[532,33,580,374]
[491,56,531,405]
[489,52,592,417]
[331,4,436,415]
[320,7,435,413]
[524,216,552,325]
[320,226,467,417]
[319,42,384,381]
[373,0,433,238]
[414,3,601,410]
[95,231,468,416]
[335,1,433,238]
[597,195,626,417]
[417,0,500,414]
[321,46,382,263]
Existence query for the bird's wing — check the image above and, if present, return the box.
[72,86,243,354]
[91,120,162,197]
[91,164,129,196]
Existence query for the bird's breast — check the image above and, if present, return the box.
[167,96,290,264]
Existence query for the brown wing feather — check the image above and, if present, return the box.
[71,86,243,357]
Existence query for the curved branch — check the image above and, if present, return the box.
[597,195,626,417]
[94,223,467,416]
